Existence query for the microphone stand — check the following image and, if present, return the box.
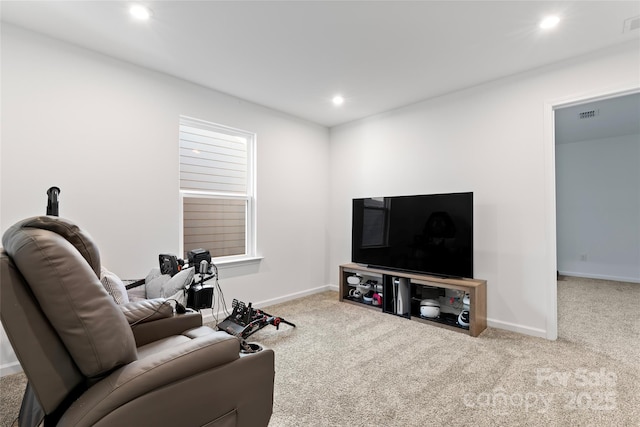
[46,186,61,216]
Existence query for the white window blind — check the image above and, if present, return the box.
[179,125,247,194]
[183,197,246,258]
[179,117,255,260]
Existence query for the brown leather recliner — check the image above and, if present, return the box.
[0,216,274,427]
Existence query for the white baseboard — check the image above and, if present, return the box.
[487,318,548,339]
[201,284,337,324]
[1,361,23,377]
[558,271,639,284]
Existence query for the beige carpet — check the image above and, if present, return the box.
[1,276,638,426]
[259,279,640,427]
[557,275,639,367]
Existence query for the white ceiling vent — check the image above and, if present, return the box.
[578,109,599,119]
[623,15,640,33]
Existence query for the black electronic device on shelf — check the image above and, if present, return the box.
[216,299,296,339]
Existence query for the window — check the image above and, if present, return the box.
[179,116,256,262]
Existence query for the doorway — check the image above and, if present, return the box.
[555,92,640,283]
[546,89,640,342]
[543,86,639,340]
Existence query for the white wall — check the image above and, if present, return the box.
[329,41,640,338]
[0,25,330,374]
[556,133,640,282]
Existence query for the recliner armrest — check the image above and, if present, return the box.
[58,332,243,426]
[131,311,203,347]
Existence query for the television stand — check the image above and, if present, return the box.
[339,263,487,337]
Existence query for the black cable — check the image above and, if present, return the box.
[216,276,229,320]
[215,263,230,317]
[189,261,229,325]
[208,262,230,325]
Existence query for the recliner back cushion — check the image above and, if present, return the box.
[1,253,84,414]
[2,220,137,378]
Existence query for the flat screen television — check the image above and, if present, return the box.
[352,192,473,278]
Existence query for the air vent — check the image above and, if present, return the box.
[578,109,599,119]
[623,15,640,33]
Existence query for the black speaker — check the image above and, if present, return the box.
[187,284,214,310]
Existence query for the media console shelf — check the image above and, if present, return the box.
[339,263,487,337]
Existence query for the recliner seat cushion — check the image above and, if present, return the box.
[2,218,137,378]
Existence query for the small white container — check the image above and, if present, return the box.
[347,275,361,285]
[420,299,440,318]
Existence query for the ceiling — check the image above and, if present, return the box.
[1,1,639,127]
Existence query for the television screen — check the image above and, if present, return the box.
[352,192,473,278]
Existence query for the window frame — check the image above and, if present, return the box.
[179,116,258,266]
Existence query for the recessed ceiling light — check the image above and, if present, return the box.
[332,95,345,106]
[130,4,152,21]
[539,15,560,30]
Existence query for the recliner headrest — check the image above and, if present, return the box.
[3,216,101,277]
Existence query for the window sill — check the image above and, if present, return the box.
[214,256,263,270]
[210,256,262,279]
